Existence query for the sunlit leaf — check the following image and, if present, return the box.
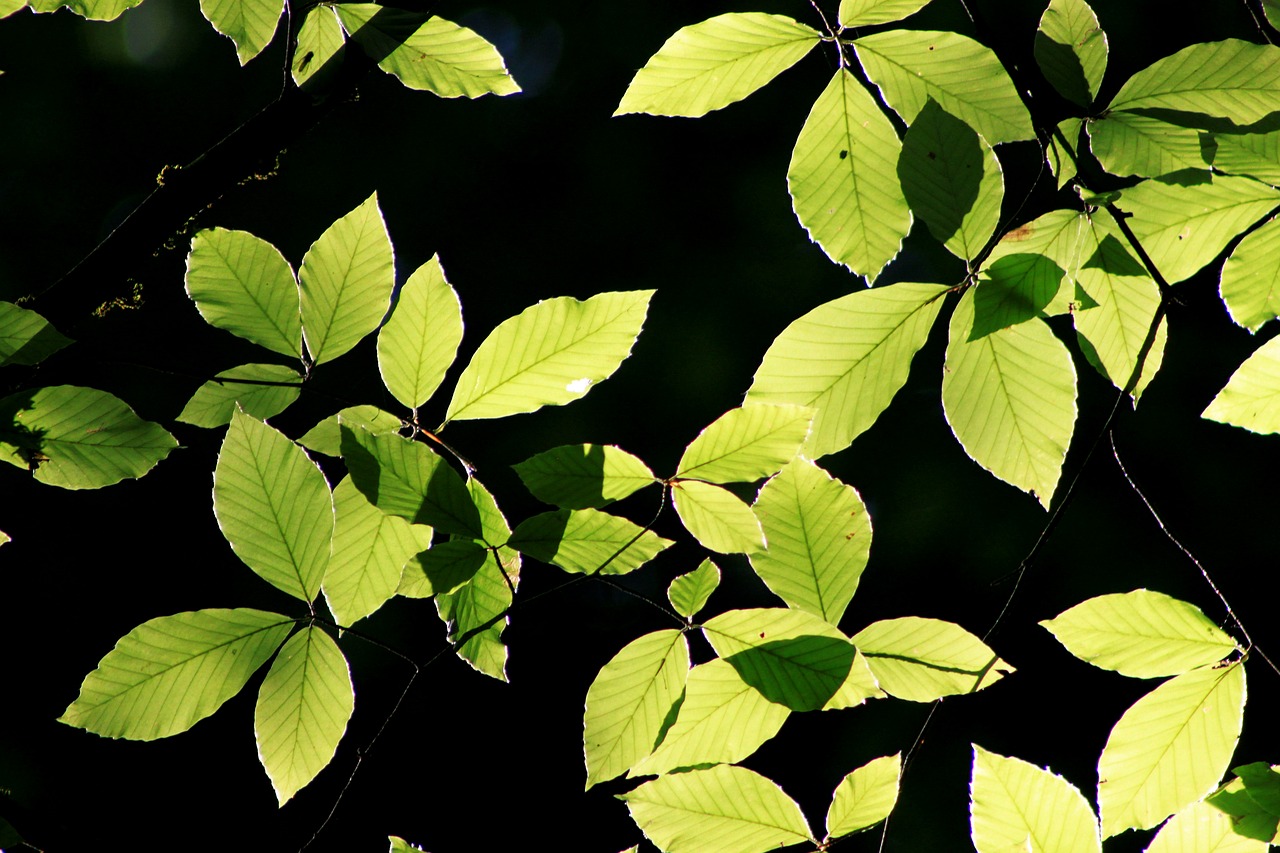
[1206,771,1280,844]
[215,410,333,602]
[1099,662,1246,837]
[970,745,1101,853]
[584,629,689,789]
[508,508,673,575]
[852,616,1014,702]
[388,837,427,853]
[838,0,931,27]
[1203,334,1280,433]
[176,363,302,428]
[0,302,71,366]
[985,210,1088,316]
[32,0,140,22]
[668,558,721,621]
[614,12,820,117]
[513,443,656,509]
[822,650,886,710]
[1211,130,1280,186]
[676,404,813,484]
[1109,40,1280,125]
[746,282,949,458]
[970,253,1066,339]
[672,479,765,555]
[1035,0,1107,107]
[1147,795,1270,853]
[292,6,345,90]
[376,255,463,411]
[1087,113,1209,179]
[199,0,281,64]
[0,530,9,547]
[1048,118,1082,190]
[297,405,404,457]
[59,609,293,739]
[1233,762,1280,818]
[398,539,487,598]
[1221,216,1280,332]
[827,753,901,839]
[788,68,911,280]
[1,0,25,16]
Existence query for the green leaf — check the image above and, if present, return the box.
[676,404,813,484]
[336,6,520,97]
[614,12,820,117]
[1211,130,1280,186]
[1086,113,1210,179]
[852,616,1014,702]
[1099,662,1246,837]
[787,68,912,280]
[340,423,481,537]
[0,529,9,547]
[1,0,25,17]
[854,30,1035,144]
[255,625,354,806]
[970,253,1067,339]
[388,837,427,853]
[292,6,345,90]
[898,99,1004,263]
[59,609,293,740]
[838,0,931,27]
[377,254,464,410]
[746,282,949,458]
[823,650,886,710]
[297,405,404,457]
[826,753,901,839]
[1266,0,1280,28]
[668,558,721,621]
[584,628,689,789]
[1048,118,1082,190]
[1206,771,1280,845]
[1109,40,1280,125]
[444,291,653,422]
[0,302,71,366]
[33,0,139,21]
[1234,762,1280,817]
[672,479,765,555]
[298,193,395,365]
[985,210,1088,314]
[323,476,433,625]
[1147,795,1270,853]
[749,458,871,625]
[621,765,813,853]
[0,386,178,489]
[398,539,487,598]
[1203,334,1280,433]
[513,443,656,509]
[1221,216,1280,332]
[943,290,1077,508]
[630,658,790,777]
[970,745,1101,853]
[215,411,333,602]
[185,228,302,359]
[508,508,673,575]
[176,363,302,428]
[1035,0,1107,107]
[702,607,855,711]
[199,0,281,64]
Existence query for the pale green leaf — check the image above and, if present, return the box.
[985,210,1089,316]
[1099,662,1246,837]
[445,291,653,422]
[822,650,886,710]
[1221,216,1280,331]
[970,745,1101,853]
[514,444,656,509]
[943,290,1077,508]
[852,616,1014,702]
[1109,40,1280,125]
[749,458,871,625]
[185,227,302,359]
[1,0,25,17]
[788,68,912,280]
[1041,589,1237,679]
[0,386,178,489]
[398,539,487,598]
[614,12,820,117]
[1147,796,1269,853]
[336,6,520,97]
[508,508,673,575]
[292,6,345,90]
[746,282,949,458]
[1211,130,1280,186]
[584,629,689,789]
[838,0,931,27]
[1035,0,1107,107]
[299,193,395,365]
[676,404,813,483]
[199,0,282,64]
[176,363,302,428]
[668,558,721,621]
[33,0,139,21]
[377,254,463,410]
[340,423,481,538]
[970,254,1067,339]
[215,410,333,602]
[702,607,855,711]
[323,476,433,625]
[0,302,71,366]
[255,625,354,805]
[622,765,813,853]
[672,479,765,555]
[59,609,293,740]
[630,659,790,777]
[899,99,1004,262]
[297,405,404,457]
[1205,772,1280,845]
[1203,334,1280,433]
[854,30,1034,144]
[0,530,9,547]
[1048,118,1082,190]
[388,837,427,853]
[827,753,901,839]
[1086,113,1210,179]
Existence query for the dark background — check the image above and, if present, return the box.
[2,0,1279,850]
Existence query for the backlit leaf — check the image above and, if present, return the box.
[668,558,721,621]
[297,405,404,457]
[970,253,1066,339]
[1109,40,1280,125]
[827,753,901,839]
[1203,334,1280,433]
[398,539,487,598]
[1087,113,1209,179]
[970,745,1101,853]
[852,616,1014,702]
[176,363,302,428]
[199,0,282,64]
[514,443,657,509]
[676,404,812,484]
[1212,130,1280,186]
[508,508,673,575]
[34,0,140,22]
[0,302,71,366]
[985,210,1088,315]
[1035,0,1107,107]
[1147,796,1269,853]
[1221,216,1280,331]
[1205,772,1280,845]
[292,6,345,90]
[1048,118,1082,190]
[377,254,464,410]
[672,479,765,555]
[838,0,931,27]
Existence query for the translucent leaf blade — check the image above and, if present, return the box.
[1086,113,1210,179]
[0,302,71,366]
[676,403,813,484]
[1206,768,1280,844]
[746,282,949,458]
[508,508,673,575]
[399,539,487,598]
[788,68,912,279]
[622,765,813,853]
[513,443,656,509]
[255,626,354,805]
[970,745,1102,853]
[970,253,1067,339]
[1203,335,1280,434]
[377,254,463,410]
[584,629,689,789]
[672,479,765,555]
[299,193,395,365]
[827,753,902,839]
[838,0,931,27]
[614,12,820,117]
[59,609,292,740]
[1099,662,1246,837]
[1211,130,1280,187]
[199,0,282,64]
[1034,0,1107,107]
[1048,118,1082,190]
[668,558,721,620]
[1109,40,1280,124]
[292,6,345,90]
[214,410,334,602]
[1147,796,1270,853]
[445,291,653,422]
[176,363,302,428]
[1221,216,1280,332]
[298,405,404,457]
[852,616,1014,702]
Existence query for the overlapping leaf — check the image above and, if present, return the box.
[826,753,901,839]
[1203,334,1280,433]
[508,508,673,575]
[292,6,345,89]
[176,363,302,428]
[31,0,140,21]
[1207,765,1280,845]
[838,0,931,27]
[0,302,70,366]
[1048,118,1082,190]
[1087,113,1209,179]
[377,254,463,410]
[984,209,1087,315]
[513,443,656,509]
[1212,130,1280,186]
[1109,39,1280,124]
[199,0,282,64]
[672,479,765,554]
[676,404,812,483]
[398,539,486,598]
[1035,0,1107,107]
[298,405,404,457]
[1221,216,1280,331]
[852,616,1013,701]
[970,746,1101,853]
[970,253,1067,338]
[668,559,721,620]
[1146,796,1269,853]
